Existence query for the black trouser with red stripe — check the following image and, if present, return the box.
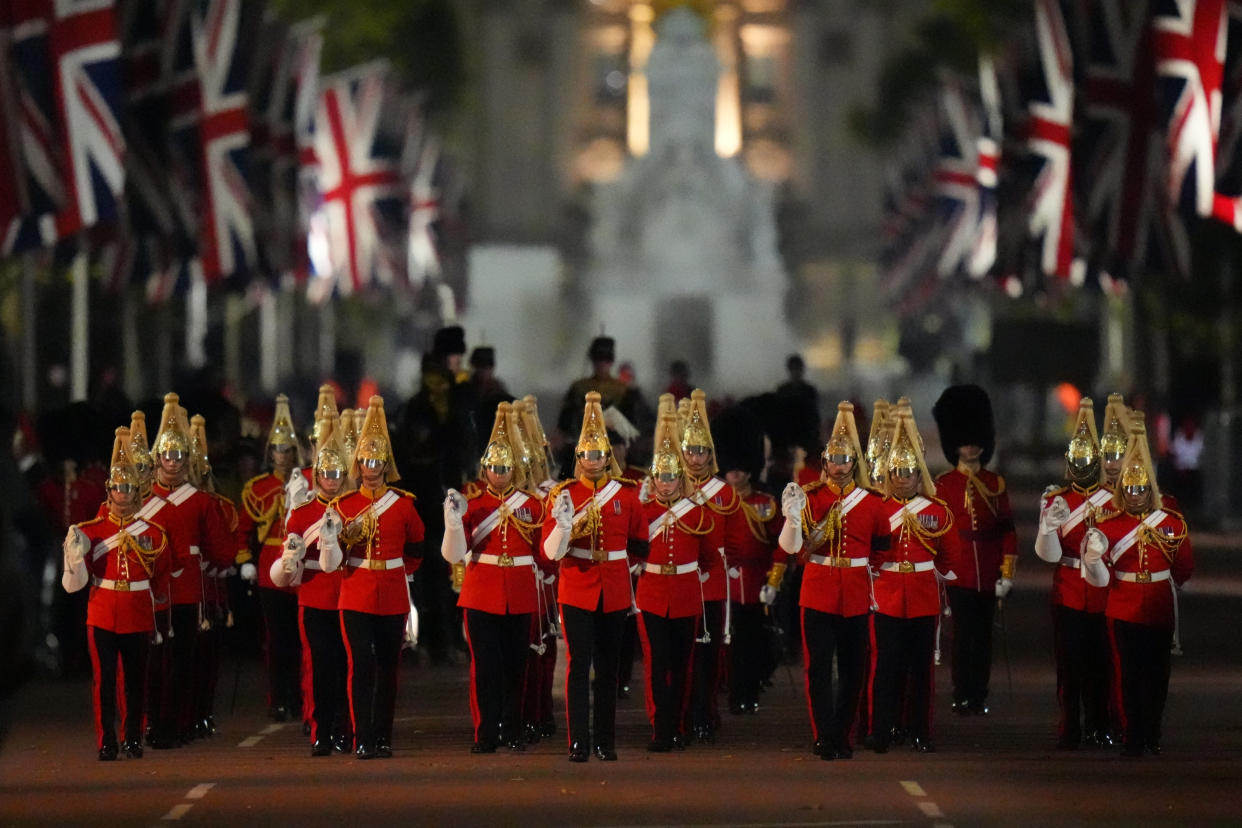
[88,626,149,750]
[946,586,995,708]
[1110,618,1173,750]
[560,602,625,750]
[147,604,197,742]
[259,587,302,716]
[464,608,531,746]
[522,614,557,731]
[728,601,767,710]
[687,599,724,733]
[301,606,350,745]
[802,608,869,753]
[872,613,936,745]
[1053,604,1111,745]
[341,610,405,749]
[639,611,696,741]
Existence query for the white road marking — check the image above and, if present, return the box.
[237,736,263,748]
[186,783,215,800]
[918,802,944,818]
[161,804,193,821]
[899,780,926,797]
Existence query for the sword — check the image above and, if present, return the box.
[996,597,1013,701]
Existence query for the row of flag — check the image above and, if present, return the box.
[0,0,456,305]
[882,0,1242,305]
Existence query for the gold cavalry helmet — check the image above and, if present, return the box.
[314,413,350,479]
[1065,397,1101,477]
[152,392,190,457]
[505,402,534,491]
[519,395,552,483]
[1116,420,1161,507]
[885,411,937,498]
[575,391,621,477]
[311,384,340,444]
[189,414,212,488]
[822,401,870,486]
[480,402,517,472]
[1100,393,1129,460]
[680,389,717,474]
[650,409,686,485]
[352,395,400,482]
[128,410,153,474]
[866,399,892,470]
[338,408,358,464]
[268,394,304,466]
[107,426,141,491]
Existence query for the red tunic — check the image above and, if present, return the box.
[726,489,781,605]
[934,468,1017,591]
[284,495,343,612]
[459,486,544,615]
[78,512,171,634]
[688,475,737,602]
[239,472,293,593]
[783,481,890,617]
[1039,484,1114,614]
[147,481,233,607]
[1096,508,1194,626]
[636,497,717,618]
[333,485,425,616]
[873,495,959,619]
[542,475,645,614]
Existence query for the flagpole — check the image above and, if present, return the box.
[69,235,90,402]
[20,252,38,413]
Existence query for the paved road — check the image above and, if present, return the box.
[2,518,1240,827]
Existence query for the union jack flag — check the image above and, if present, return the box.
[404,117,442,283]
[289,18,322,282]
[1026,0,1077,280]
[166,0,256,284]
[969,55,1002,279]
[1152,0,1227,219]
[312,60,407,296]
[1211,1,1242,228]
[932,77,982,279]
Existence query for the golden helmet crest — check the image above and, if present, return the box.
[311,384,339,443]
[679,389,717,474]
[352,395,400,482]
[152,392,190,456]
[314,413,349,477]
[480,402,517,471]
[657,392,677,420]
[866,399,891,466]
[128,410,153,471]
[650,411,685,482]
[1116,421,1161,506]
[505,402,534,490]
[338,408,358,464]
[1065,398,1100,472]
[519,396,552,483]
[107,427,141,490]
[189,414,212,488]
[267,394,303,463]
[575,391,621,477]
[1100,393,1129,458]
[885,412,936,498]
[822,401,870,487]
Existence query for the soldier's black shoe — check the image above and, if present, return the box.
[1089,730,1114,747]
[121,740,143,759]
[506,738,526,752]
[332,735,351,753]
[812,737,826,756]
[269,705,289,722]
[147,733,176,750]
[693,724,715,744]
[98,744,118,761]
[967,700,989,715]
[835,744,854,760]
[539,720,557,737]
[524,723,540,744]
[568,741,588,762]
[671,734,686,751]
[889,727,907,746]
[647,737,672,753]
[311,740,332,757]
[819,746,835,761]
[1121,742,1144,758]
[205,716,217,736]
[355,743,378,760]
[911,737,935,753]
[872,738,889,754]
[471,739,497,754]
[594,744,617,761]
[1145,742,1161,756]
[617,684,630,700]
[376,738,393,759]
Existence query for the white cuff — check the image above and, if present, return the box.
[1082,559,1110,588]
[319,537,343,573]
[441,523,468,564]
[62,559,88,593]
[543,526,570,561]
[778,517,802,555]
[1034,528,1063,563]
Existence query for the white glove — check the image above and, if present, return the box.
[1081,528,1110,588]
[318,507,343,573]
[781,482,806,520]
[63,525,89,569]
[1039,495,1071,534]
[285,470,311,510]
[995,577,1013,599]
[240,562,258,583]
[1042,484,1062,497]
[320,507,341,546]
[728,566,741,579]
[443,488,466,529]
[759,584,777,606]
[638,476,653,503]
[552,492,574,530]
[698,570,710,583]
[541,571,556,585]
[629,562,643,576]
[283,534,306,572]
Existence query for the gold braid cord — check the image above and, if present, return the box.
[244,486,286,544]
[895,503,953,556]
[801,501,843,558]
[494,494,542,544]
[120,528,166,577]
[1139,519,1188,564]
[964,470,1004,518]
[739,499,772,544]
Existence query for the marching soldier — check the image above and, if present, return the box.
[870,411,960,754]
[711,405,781,717]
[62,428,170,760]
[145,394,233,746]
[605,405,645,701]
[1033,398,1117,749]
[932,384,1017,716]
[442,402,545,753]
[680,389,734,743]
[778,402,890,760]
[1099,394,1130,491]
[332,396,425,759]
[542,392,645,762]
[238,395,305,722]
[1093,422,1193,757]
[273,414,349,756]
[636,410,717,752]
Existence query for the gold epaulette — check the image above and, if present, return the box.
[1044,484,1069,497]
[803,480,826,494]
[1094,508,1123,524]
[77,516,106,530]
[464,481,484,500]
[290,498,320,515]
[547,479,573,500]
[389,486,417,501]
[611,475,637,487]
